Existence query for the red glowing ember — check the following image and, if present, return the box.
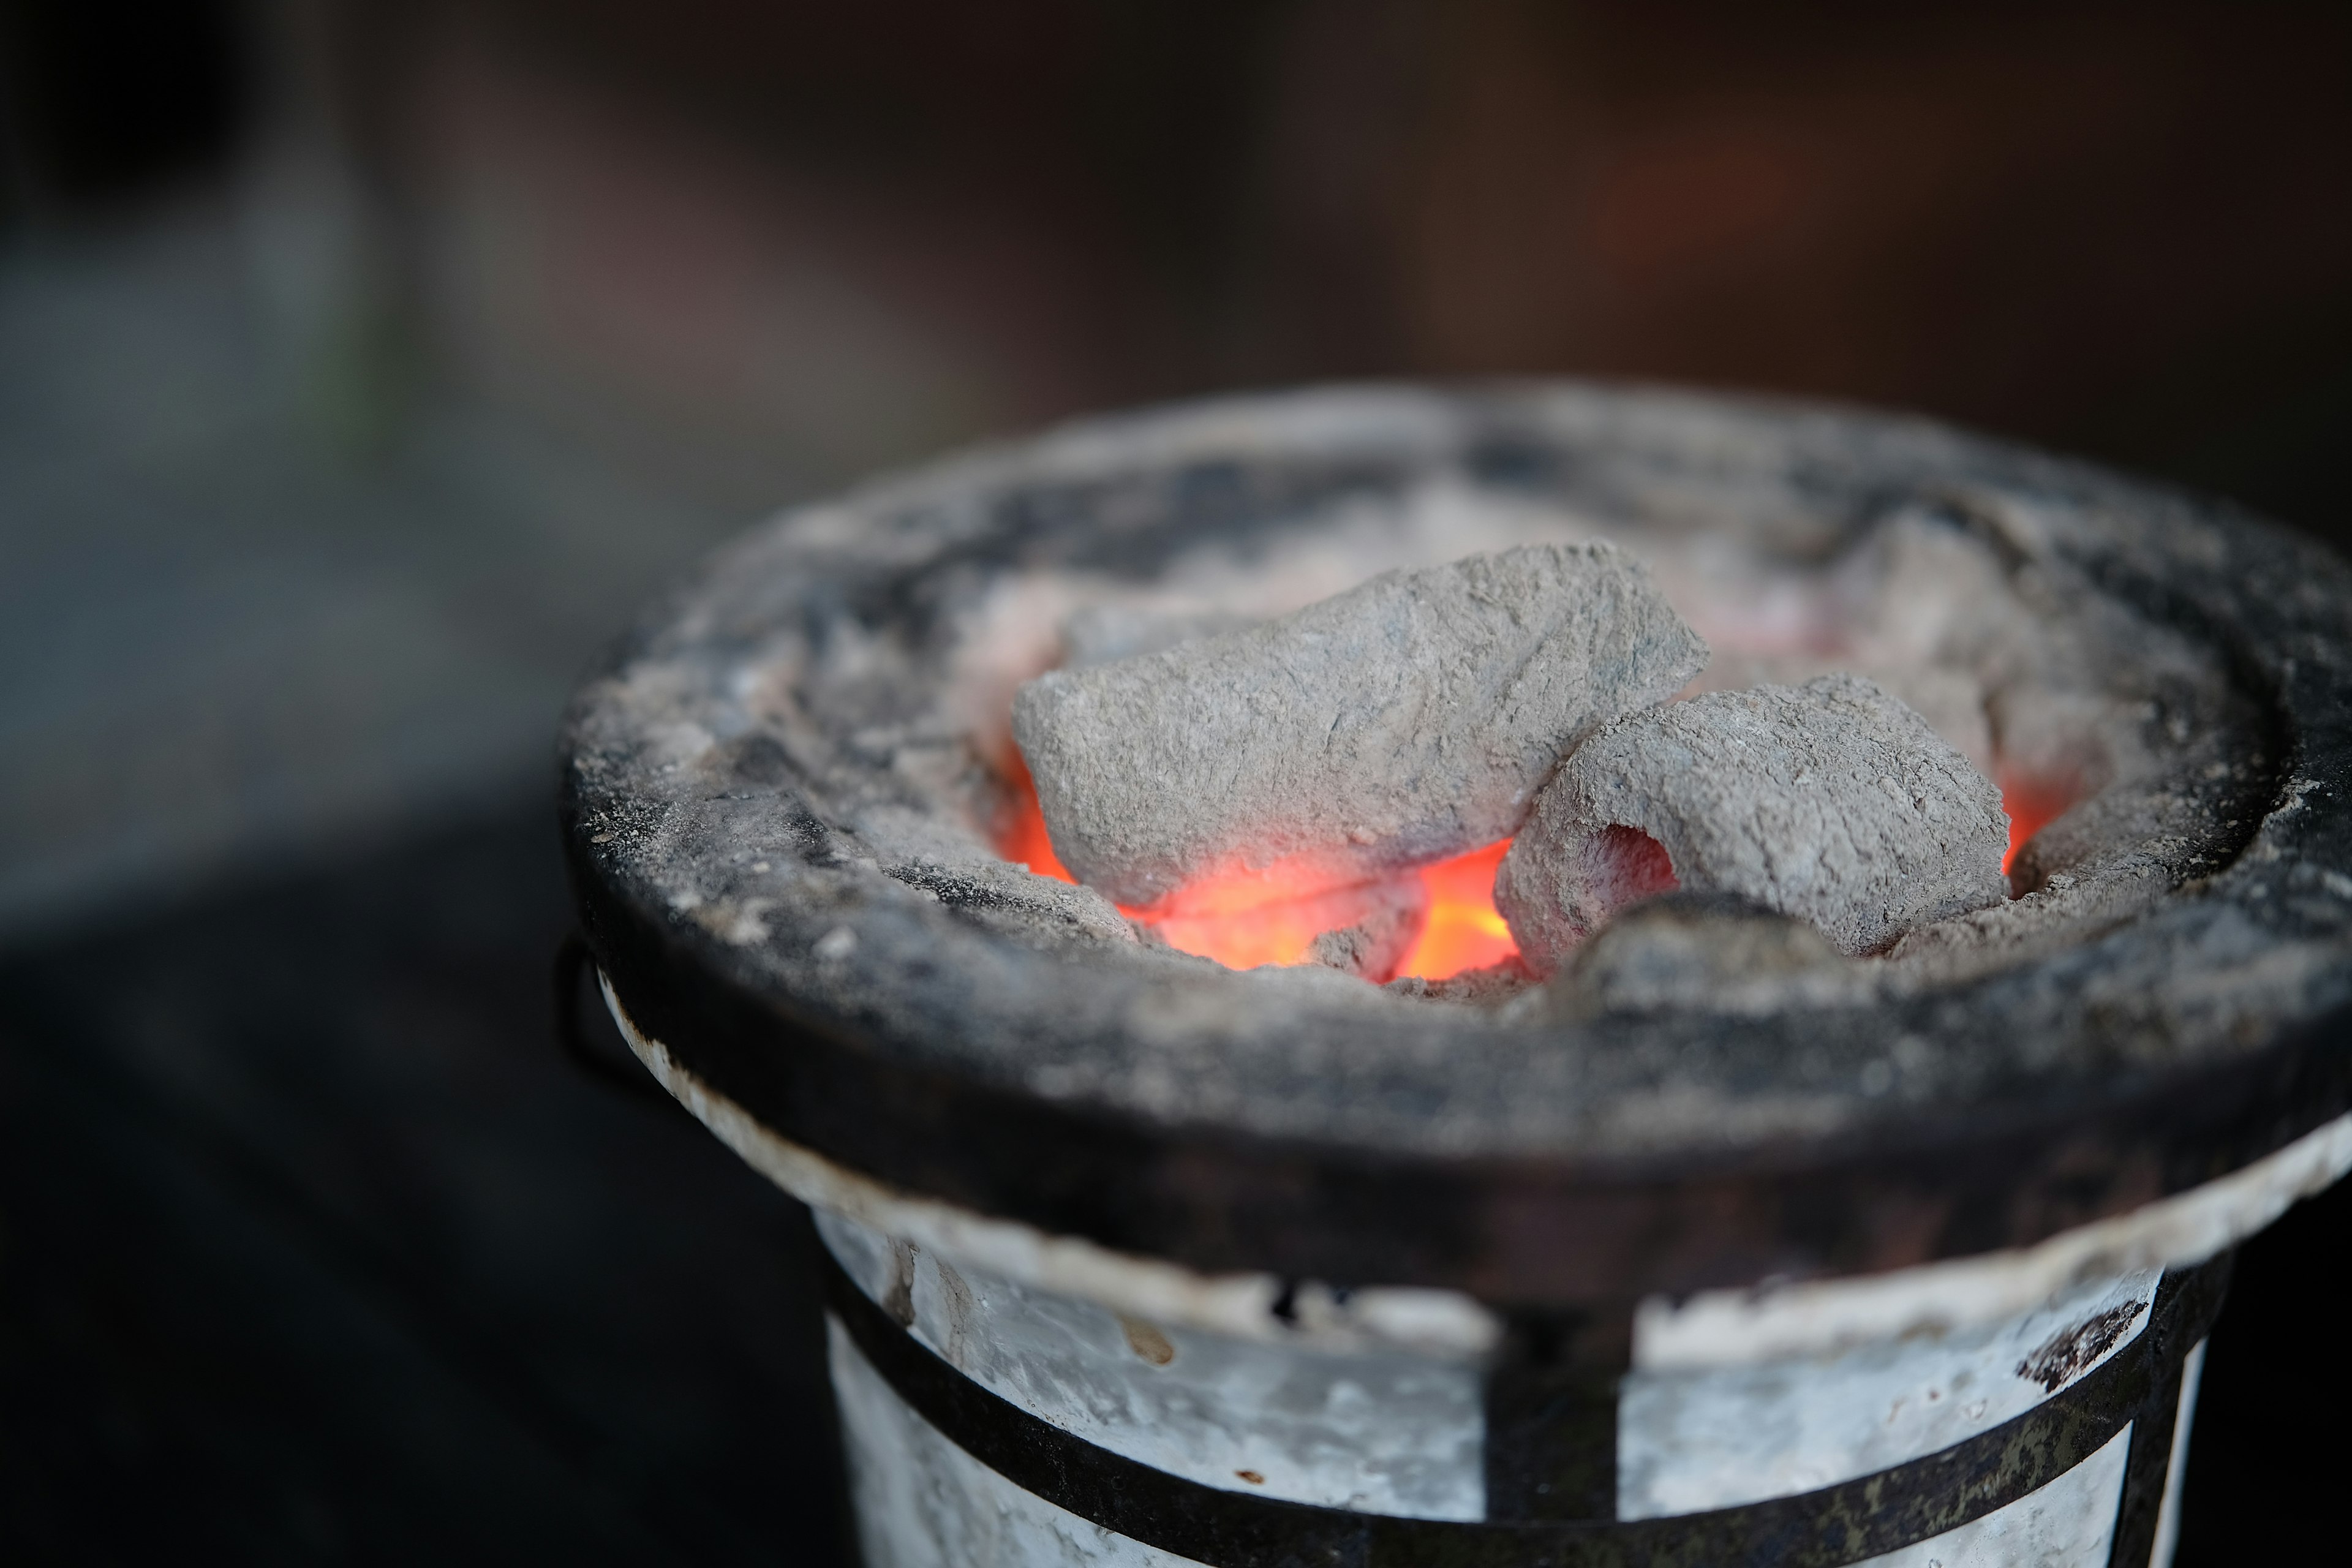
[1399,840,1520,980]
[1149,876,1414,974]
[1000,754,1076,883]
[1997,775,2075,876]
[1002,764,1519,981]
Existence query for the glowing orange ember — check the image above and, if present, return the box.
[999,764,1523,981]
[1997,775,2075,876]
[1000,755,1076,883]
[1152,881,1401,973]
[1396,840,1520,981]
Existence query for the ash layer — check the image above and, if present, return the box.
[1498,675,2008,970]
[1013,543,1707,908]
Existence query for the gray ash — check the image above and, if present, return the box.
[1011,543,1705,910]
[1497,675,2008,971]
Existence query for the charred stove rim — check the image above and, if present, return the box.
[560,382,2352,1302]
[569,836,2352,1302]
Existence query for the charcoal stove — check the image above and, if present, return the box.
[559,384,2352,1567]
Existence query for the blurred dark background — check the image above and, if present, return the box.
[1,1,2345,1561]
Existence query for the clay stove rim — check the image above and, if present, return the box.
[560,383,2352,1302]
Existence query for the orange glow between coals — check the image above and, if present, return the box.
[1998,775,2075,875]
[1397,840,1520,979]
[1000,761,2076,981]
[1152,881,1406,973]
[999,764,1521,981]
[998,754,1075,883]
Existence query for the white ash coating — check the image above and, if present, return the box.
[1012,543,1709,908]
[1496,675,2008,970]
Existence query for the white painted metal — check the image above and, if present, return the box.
[2150,1340,2209,1568]
[816,1209,1486,1519]
[1619,1270,2158,1517]
[831,1321,1208,1568]
[1845,1428,2130,1568]
[831,1313,2138,1568]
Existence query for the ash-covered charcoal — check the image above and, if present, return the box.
[1496,674,2008,971]
[1688,652,1994,778]
[1013,543,1709,909]
[1546,891,1867,1017]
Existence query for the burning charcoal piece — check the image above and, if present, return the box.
[1013,543,1709,910]
[1496,674,2008,971]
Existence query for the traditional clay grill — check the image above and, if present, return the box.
[560,385,2352,1567]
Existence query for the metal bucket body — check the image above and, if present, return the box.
[815,1206,2217,1568]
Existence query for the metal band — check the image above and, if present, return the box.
[823,1248,2228,1568]
[2106,1259,2230,1568]
[1483,1305,1631,1521]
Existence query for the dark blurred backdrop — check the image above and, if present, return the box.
[2,2,2346,1562]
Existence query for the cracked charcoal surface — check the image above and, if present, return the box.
[1497,676,2009,971]
[1013,543,1709,908]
